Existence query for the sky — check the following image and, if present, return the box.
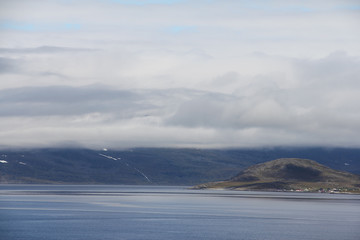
[0,0,360,149]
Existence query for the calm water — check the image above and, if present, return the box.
[1,185,359,240]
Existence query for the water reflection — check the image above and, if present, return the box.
[1,185,359,240]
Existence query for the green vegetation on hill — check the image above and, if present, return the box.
[195,158,360,193]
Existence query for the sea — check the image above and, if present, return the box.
[1,185,359,240]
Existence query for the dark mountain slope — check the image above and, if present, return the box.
[0,147,360,185]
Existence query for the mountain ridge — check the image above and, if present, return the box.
[1,148,360,185]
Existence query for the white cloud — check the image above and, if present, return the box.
[0,0,360,148]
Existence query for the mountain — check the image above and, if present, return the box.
[194,158,360,193]
[0,147,360,185]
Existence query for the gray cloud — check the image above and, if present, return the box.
[164,52,360,147]
[0,57,20,74]
[0,86,142,117]
[292,51,360,88]
[0,71,359,149]
[166,90,293,130]
[0,51,359,148]
[0,46,99,54]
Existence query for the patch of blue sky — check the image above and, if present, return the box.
[0,21,35,31]
[334,5,360,10]
[0,21,82,32]
[166,25,197,34]
[239,0,314,13]
[111,0,185,5]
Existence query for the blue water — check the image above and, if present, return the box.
[1,185,359,240]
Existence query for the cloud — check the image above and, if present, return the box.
[0,86,140,117]
[0,46,99,54]
[0,21,82,32]
[292,51,360,89]
[1,67,360,149]
[111,0,184,5]
[0,0,360,148]
[166,25,198,34]
[0,46,100,86]
[0,57,19,73]
[163,52,360,146]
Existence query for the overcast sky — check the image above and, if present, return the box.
[1,0,360,149]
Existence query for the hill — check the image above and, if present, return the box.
[195,158,360,193]
[1,147,360,185]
